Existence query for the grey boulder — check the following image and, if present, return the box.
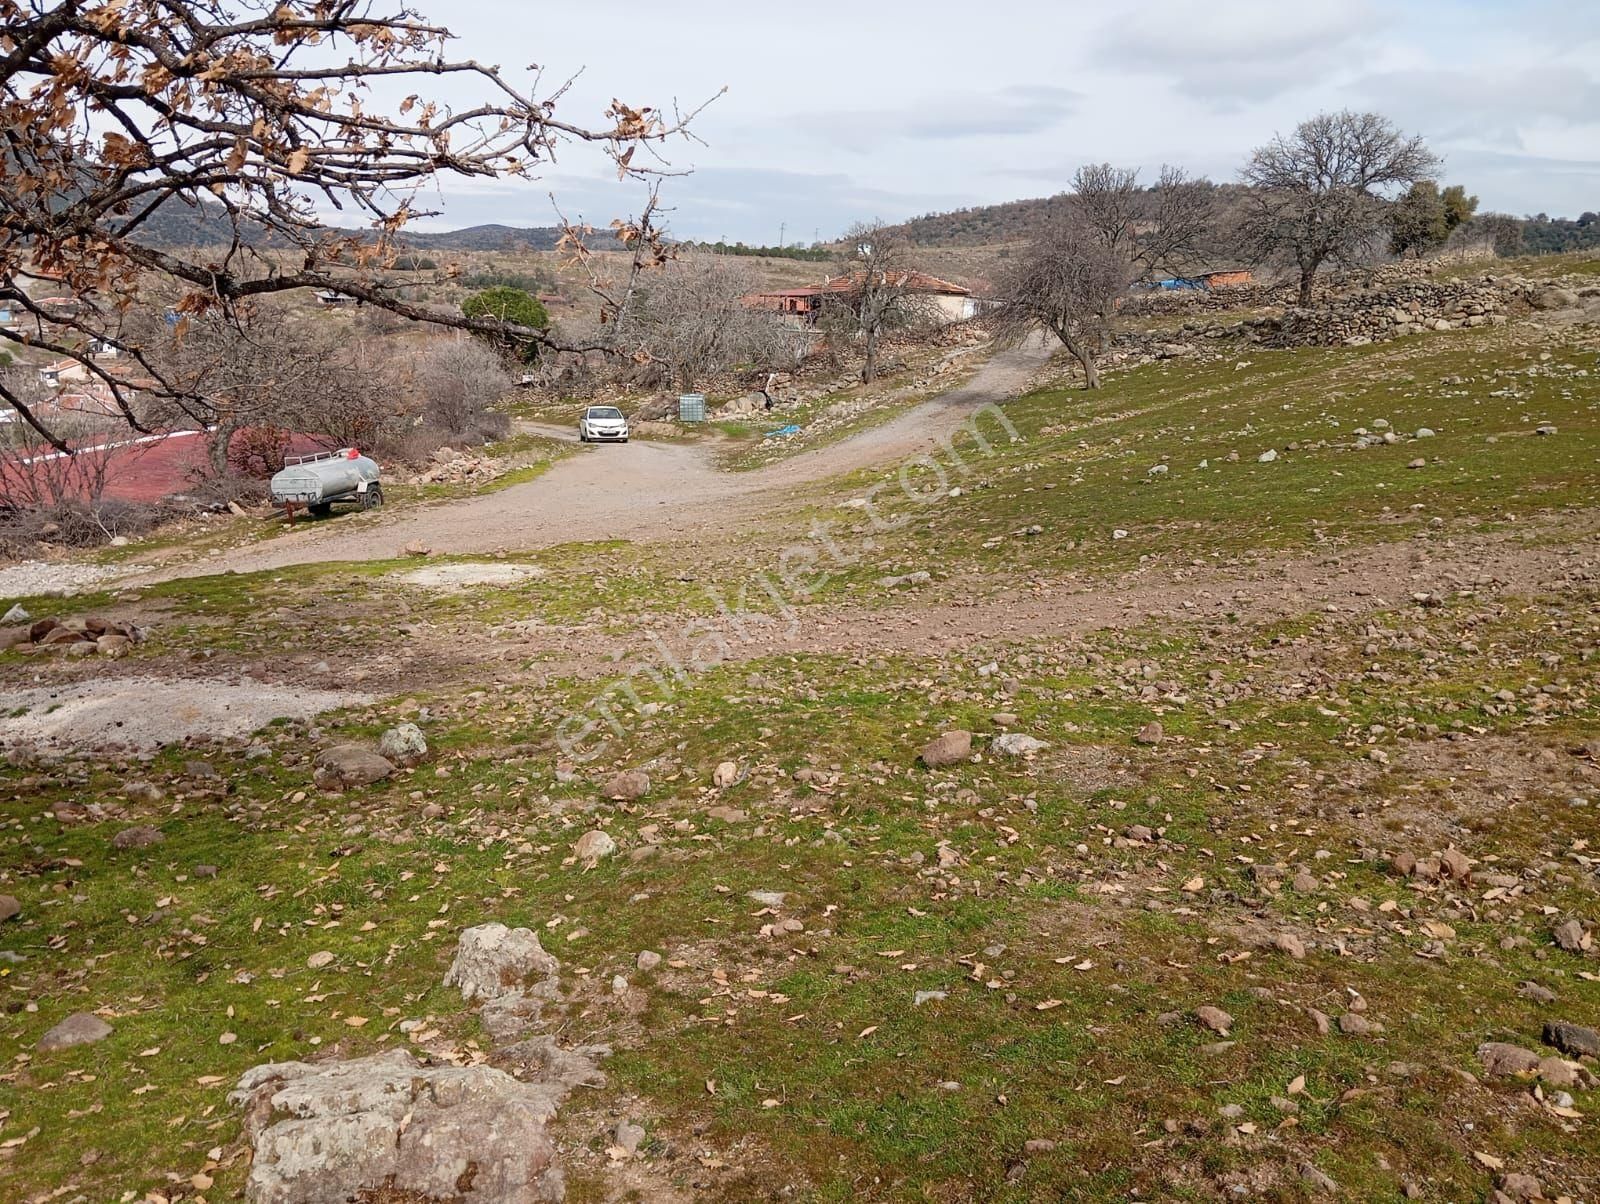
[38,1012,113,1051]
[231,1051,565,1203]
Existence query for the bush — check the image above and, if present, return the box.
[461,286,550,364]
[227,426,292,478]
[409,339,514,444]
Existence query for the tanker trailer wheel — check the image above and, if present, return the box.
[360,485,384,510]
[309,501,332,518]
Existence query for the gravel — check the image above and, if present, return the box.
[0,560,142,600]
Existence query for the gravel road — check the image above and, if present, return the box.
[131,337,1051,583]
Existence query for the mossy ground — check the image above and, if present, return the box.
[1,309,1598,1202]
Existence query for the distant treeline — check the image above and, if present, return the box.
[685,240,832,262]
[1516,213,1600,255]
[456,268,559,295]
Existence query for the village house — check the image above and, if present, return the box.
[745,270,981,325]
[38,358,89,388]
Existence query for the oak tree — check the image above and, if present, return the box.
[0,0,710,448]
[1239,110,1438,305]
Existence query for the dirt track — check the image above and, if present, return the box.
[133,337,1051,584]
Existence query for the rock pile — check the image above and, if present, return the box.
[1115,263,1595,359]
[0,615,144,658]
[410,444,503,485]
[1257,277,1513,347]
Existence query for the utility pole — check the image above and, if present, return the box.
[779,221,786,248]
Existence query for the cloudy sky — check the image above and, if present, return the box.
[391,0,1600,242]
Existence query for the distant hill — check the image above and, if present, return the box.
[126,197,621,254]
[886,194,1077,247]
[886,182,1258,250]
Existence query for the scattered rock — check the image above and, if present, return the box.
[1552,918,1591,953]
[1543,1021,1600,1060]
[0,895,18,922]
[920,730,972,768]
[38,1012,113,1051]
[312,745,395,791]
[402,540,432,556]
[1478,1042,1541,1078]
[573,830,617,866]
[443,923,560,1004]
[712,760,740,787]
[636,950,662,973]
[375,722,427,766]
[992,732,1049,758]
[1195,1006,1233,1036]
[747,890,787,908]
[604,769,650,800]
[1134,721,1164,746]
[111,825,163,849]
[1257,449,1277,463]
[1338,1013,1384,1037]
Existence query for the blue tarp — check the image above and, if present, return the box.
[764,424,802,439]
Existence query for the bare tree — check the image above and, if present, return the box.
[994,162,1210,390]
[827,222,938,383]
[408,339,512,441]
[0,0,716,448]
[994,218,1128,389]
[1238,111,1439,305]
[1071,163,1215,281]
[620,253,791,391]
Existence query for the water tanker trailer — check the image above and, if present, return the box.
[269,448,382,519]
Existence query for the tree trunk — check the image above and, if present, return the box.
[1297,262,1317,307]
[209,416,239,478]
[861,326,879,384]
[1060,332,1101,390]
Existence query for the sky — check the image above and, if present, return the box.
[382,0,1600,242]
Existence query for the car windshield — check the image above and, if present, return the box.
[588,407,623,420]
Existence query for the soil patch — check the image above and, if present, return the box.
[395,562,548,588]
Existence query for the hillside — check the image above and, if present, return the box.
[126,197,622,254]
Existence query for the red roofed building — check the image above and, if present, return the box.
[745,270,980,325]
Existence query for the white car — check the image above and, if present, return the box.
[578,405,629,443]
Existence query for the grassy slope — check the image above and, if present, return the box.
[1,316,1598,1201]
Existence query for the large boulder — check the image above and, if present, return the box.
[1529,286,1580,311]
[312,745,395,791]
[444,923,560,1004]
[230,1051,565,1204]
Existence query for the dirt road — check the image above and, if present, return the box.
[134,338,1050,583]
